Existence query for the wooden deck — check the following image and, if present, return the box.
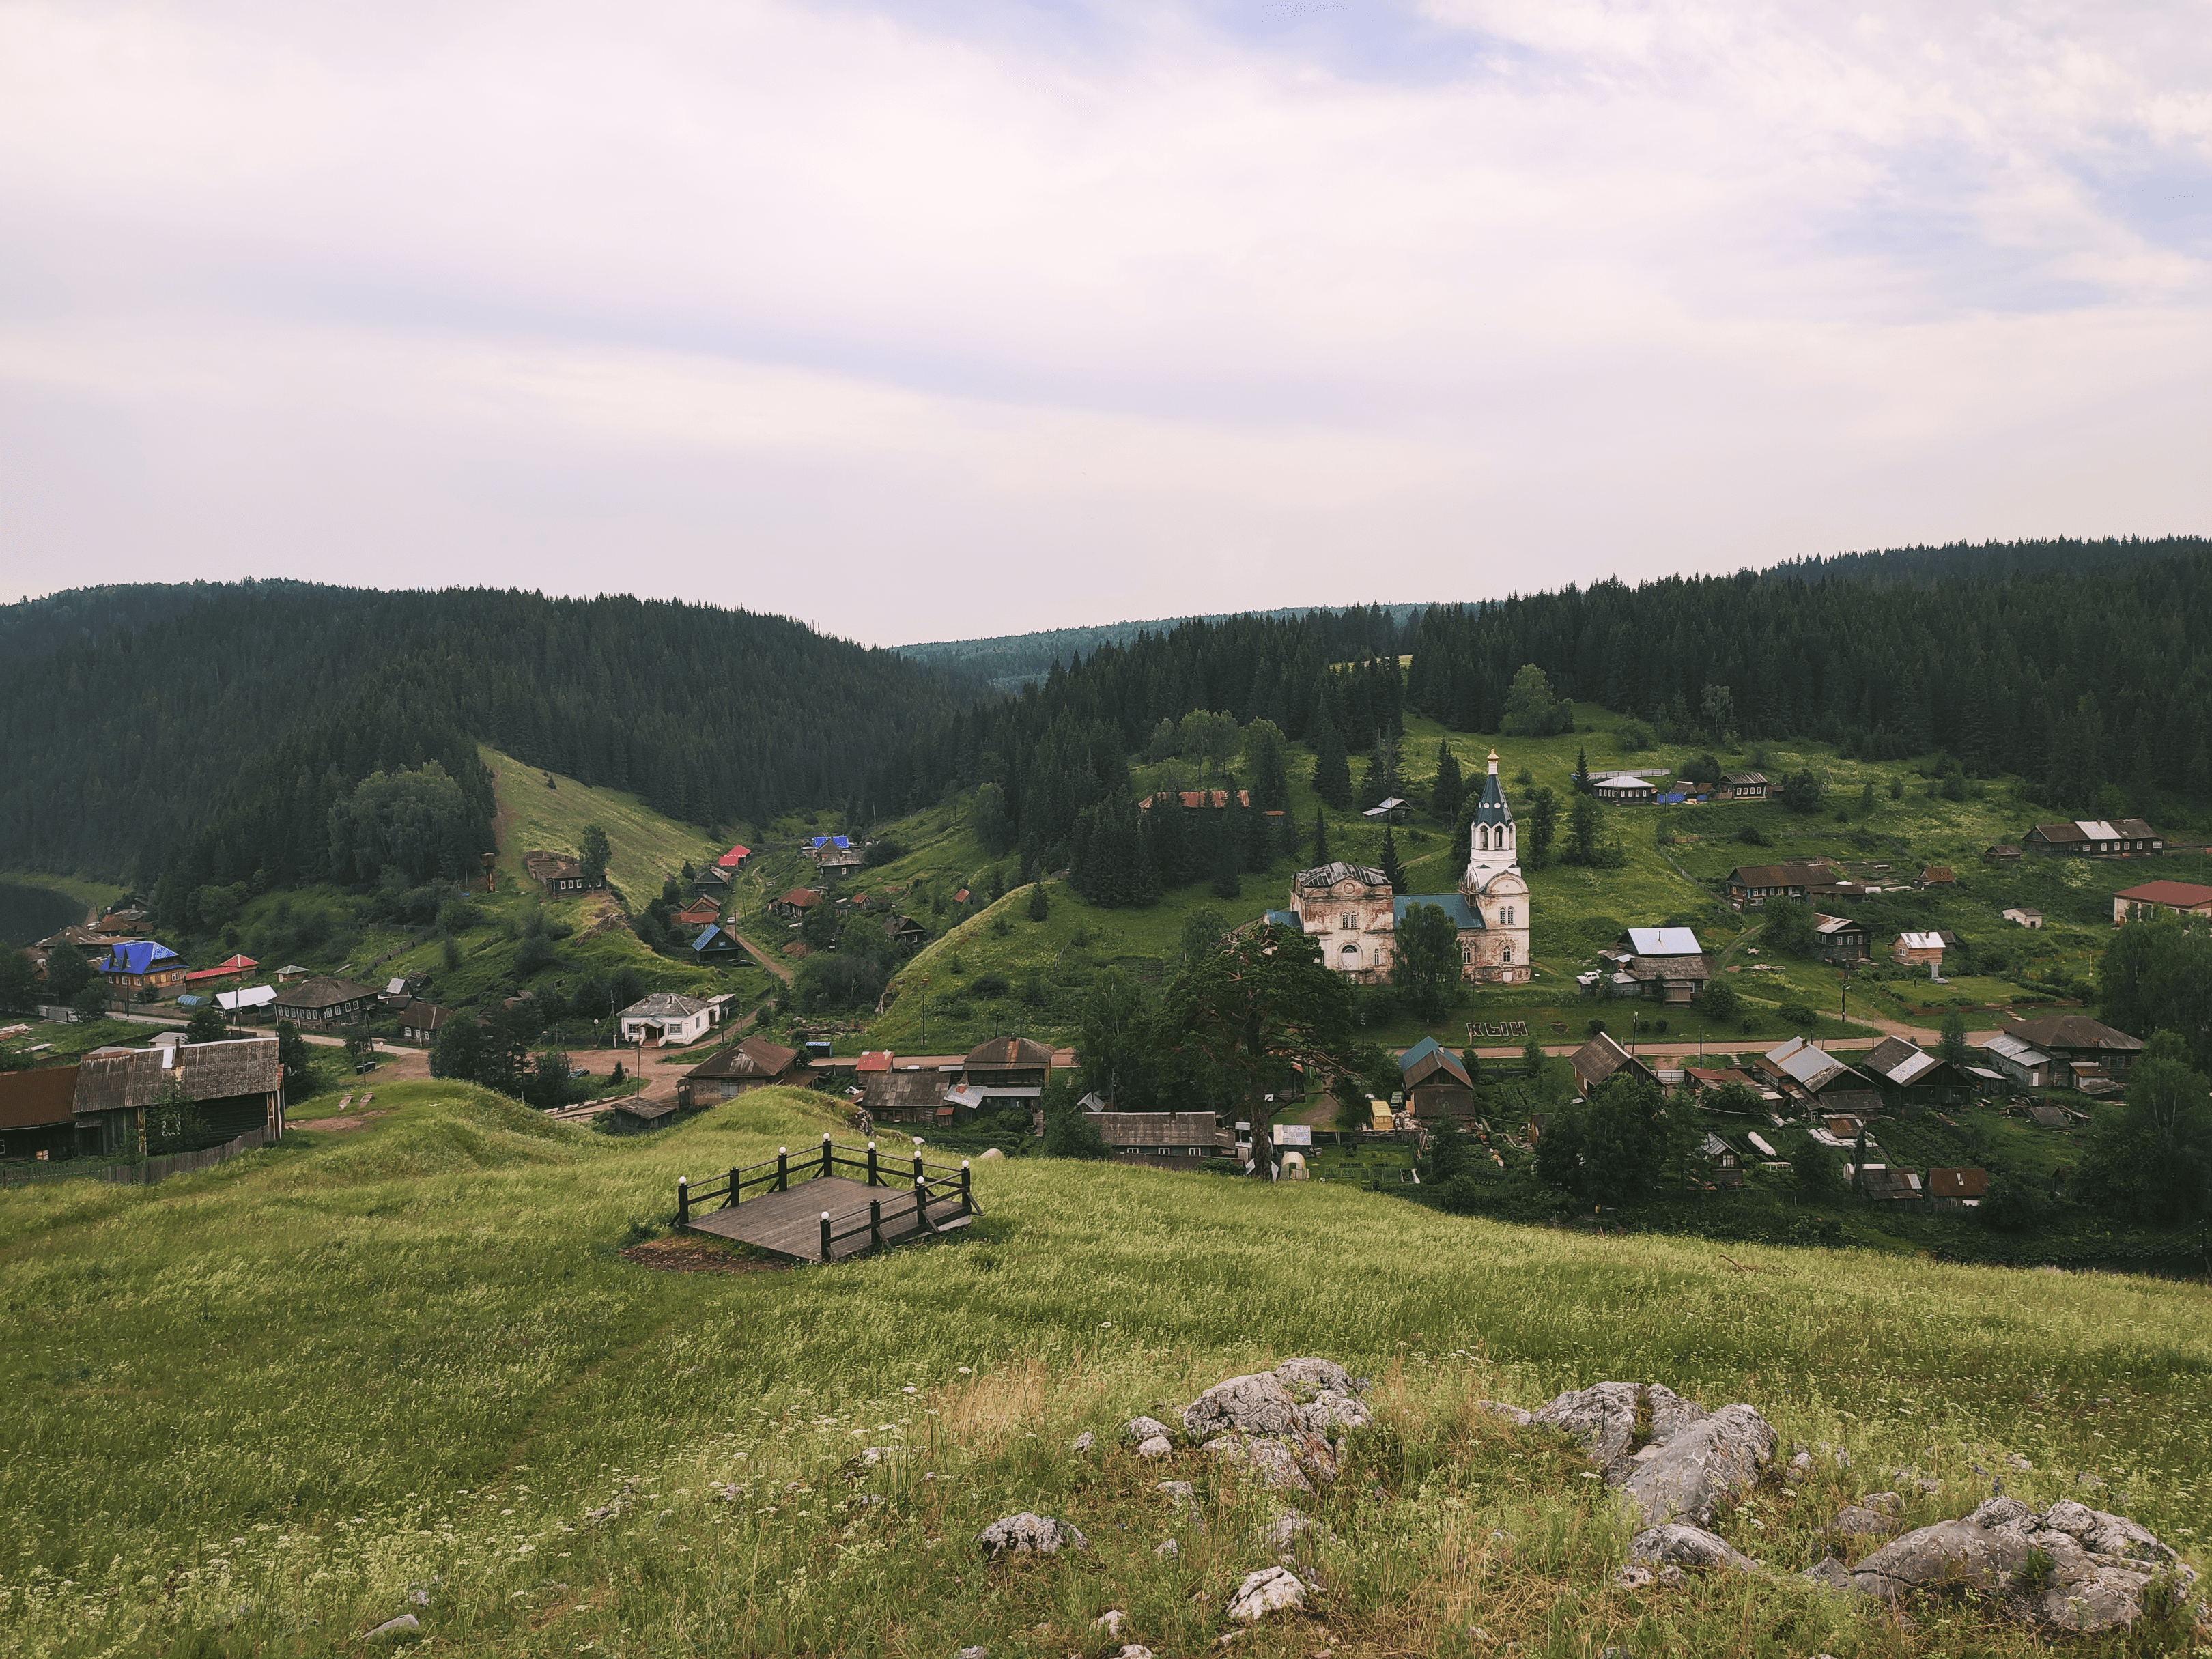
[683,1175,974,1262]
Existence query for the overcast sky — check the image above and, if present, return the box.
[3,0,2209,644]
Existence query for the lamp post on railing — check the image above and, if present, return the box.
[819,1210,831,1261]
[677,1174,689,1227]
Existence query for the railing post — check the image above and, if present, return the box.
[677,1176,690,1227]
[822,1132,833,1178]
[912,1151,924,1189]
[726,1166,739,1209]
[819,1210,832,1262]
[867,1141,879,1187]
[917,1178,931,1233]
[777,1147,789,1192]
[870,1199,882,1250]
[961,1159,972,1215]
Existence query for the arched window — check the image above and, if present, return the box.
[1503,905,1514,925]
[1461,948,1471,965]
[1503,944,1514,963]
[1477,825,1487,851]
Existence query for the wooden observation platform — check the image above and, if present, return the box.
[677,1135,978,1263]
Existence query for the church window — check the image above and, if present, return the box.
[1341,913,1355,931]
[1503,906,1514,924]
[1503,944,1514,963]
[1461,948,1471,965]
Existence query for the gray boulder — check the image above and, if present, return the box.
[1272,1357,1357,1398]
[976,1512,1089,1557]
[1829,1493,1903,1537]
[1124,1415,1176,1444]
[1619,1403,1776,1528]
[1849,1496,2198,1634]
[1628,1524,1758,1572]
[1801,1556,1861,1594]
[1204,1432,1320,1494]
[1296,1389,1373,1433]
[1477,1400,1533,1427]
[367,1614,421,1639]
[1534,1382,1707,1479]
[1226,1565,1307,1622]
[1184,1374,1302,1441]
[1136,1436,1173,1459]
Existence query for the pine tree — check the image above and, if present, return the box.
[1430,741,1463,825]
[1573,744,1591,793]
[1311,810,1330,866]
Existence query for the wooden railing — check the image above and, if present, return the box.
[675,1133,979,1260]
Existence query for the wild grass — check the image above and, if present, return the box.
[481,746,729,902]
[0,1083,2204,1656]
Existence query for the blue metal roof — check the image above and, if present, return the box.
[1399,1035,1442,1073]
[100,940,178,975]
[810,834,852,851]
[1394,893,1482,930]
[691,924,722,953]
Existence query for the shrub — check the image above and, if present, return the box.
[1780,1002,1816,1028]
[1587,1017,1608,1036]
[1735,824,1768,846]
[970,972,1010,999]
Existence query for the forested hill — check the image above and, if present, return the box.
[0,582,978,892]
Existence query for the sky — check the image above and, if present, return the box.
[3,0,2210,645]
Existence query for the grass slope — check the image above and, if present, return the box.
[483,746,733,903]
[0,1087,2203,1657]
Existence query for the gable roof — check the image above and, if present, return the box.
[1399,1036,1472,1090]
[72,1038,279,1114]
[717,845,751,865]
[856,1050,894,1073]
[1726,862,1833,889]
[1760,1036,1863,1094]
[1394,893,1481,931]
[1927,1167,1988,1200]
[778,888,822,909]
[686,1036,800,1081]
[1983,1032,2051,1067]
[619,991,710,1020]
[100,940,180,976]
[1569,1030,1653,1095]
[2116,880,2212,909]
[964,1036,1055,1068]
[272,974,378,1008]
[1626,926,1702,957]
[2007,1015,2143,1054]
[392,999,453,1031]
[1897,931,1944,950]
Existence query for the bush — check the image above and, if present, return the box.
[1735,825,1768,846]
[1587,1017,1608,1036]
[969,972,1010,999]
[1780,1002,1817,1028]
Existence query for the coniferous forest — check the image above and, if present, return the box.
[1,539,2208,916]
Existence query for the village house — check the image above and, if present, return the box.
[943,1036,1055,1117]
[1361,796,1412,823]
[1919,866,1957,889]
[2002,907,2043,928]
[99,939,186,999]
[1809,913,1869,963]
[182,954,259,994]
[1568,1030,1660,1098]
[70,1038,285,1157]
[522,851,594,894]
[687,924,750,963]
[616,992,720,1047]
[1983,844,2022,865]
[1892,930,1946,969]
[1397,1037,1474,1119]
[272,975,378,1025]
[1714,773,1769,801]
[392,999,454,1045]
[692,862,735,897]
[2112,879,2212,924]
[774,888,823,922]
[1138,789,1254,813]
[0,1066,86,1161]
[1081,1103,1230,1170]
[851,1052,953,1123]
[1722,862,1836,907]
[2022,818,2162,856]
[216,984,278,1019]
[1982,1031,2055,1090]
[1860,1036,1975,1107]
[677,1037,801,1107]
[34,924,115,965]
[674,896,722,928]
[1754,1036,1879,1110]
[716,844,751,872]
[1698,1132,1746,1187]
[882,913,928,948]
[1927,1167,1988,1209]
[1590,774,1658,804]
[1595,926,1710,1003]
[2009,1015,2144,1088]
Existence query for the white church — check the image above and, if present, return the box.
[1271,749,1532,984]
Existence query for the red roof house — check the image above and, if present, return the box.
[718,845,751,868]
[184,954,259,986]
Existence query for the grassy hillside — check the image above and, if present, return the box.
[0,1085,2202,1657]
[483,746,735,902]
[795,697,2200,1056]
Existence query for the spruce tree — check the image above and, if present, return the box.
[1430,741,1463,825]
[1310,707,1352,807]
[1379,824,1406,892]
[1311,810,1330,866]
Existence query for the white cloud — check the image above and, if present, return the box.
[1,0,2209,640]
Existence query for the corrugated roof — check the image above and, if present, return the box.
[100,940,179,976]
[1626,926,1701,956]
[1897,931,1944,950]
[718,845,751,864]
[72,1039,278,1114]
[2009,1015,2143,1053]
[2116,880,2212,907]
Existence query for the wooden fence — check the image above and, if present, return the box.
[1,1122,280,1191]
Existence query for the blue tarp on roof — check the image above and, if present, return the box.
[100,940,178,975]
[1393,893,1481,930]
[810,835,852,851]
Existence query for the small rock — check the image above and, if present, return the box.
[1657,1565,1686,1586]
[1159,1479,1195,1502]
[1156,1538,1180,1560]
[1260,1510,1322,1552]
[1094,1609,1126,1636]
[2006,1453,2032,1472]
[958,1648,988,1659]
[1071,1431,1094,1454]
[977,1146,1004,1161]
[1137,1436,1174,1459]
[976,1512,1088,1556]
[1830,1499,1903,1538]
[1789,1451,1813,1471]
[1477,1400,1533,1427]
[1227,1565,1306,1623]
[1116,1648,1153,1659]
[367,1614,421,1639]
[1614,1564,1653,1588]
[1801,1556,1860,1593]
[1125,1416,1176,1445]
[1628,1524,1759,1572]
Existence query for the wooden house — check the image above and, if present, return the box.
[774,888,823,921]
[522,851,593,894]
[954,1036,1053,1111]
[675,896,722,928]
[0,1066,85,1161]
[1983,844,2022,865]
[2009,1015,2144,1085]
[1590,774,1658,804]
[99,939,185,998]
[1697,1132,1746,1187]
[1138,789,1254,813]
[1982,1032,2055,1090]
[616,992,718,1047]
[70,1038,283,1157]
[2112,880,2212,924]
[1722,862,1836,907]
[1892,931,1945,969]
[687,924,750,963]
[1811,913,1869,963]
[1600,926,1710,1003]
[1919,866,1957,889]
[1396,1037,1474,1119]
[882,913,928,948]
[272,975,378,1025]
[1714,773,1768,801]
[692,862,735,896]
[1927,1167,1987,1209]
[393,999,454,1045]
[2003,907,2043,928]
[35,924,114,965]
[1861,1036,1974,1106]
[1568,1030,1659,1098]
[1753,1036,1878,1109]
[715,844,751,872]
[2023,818,2162,856]
[1089,1109,1229,1170]
[677,1037,800,1107]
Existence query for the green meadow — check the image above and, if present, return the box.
[2,1083,2205,1658]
